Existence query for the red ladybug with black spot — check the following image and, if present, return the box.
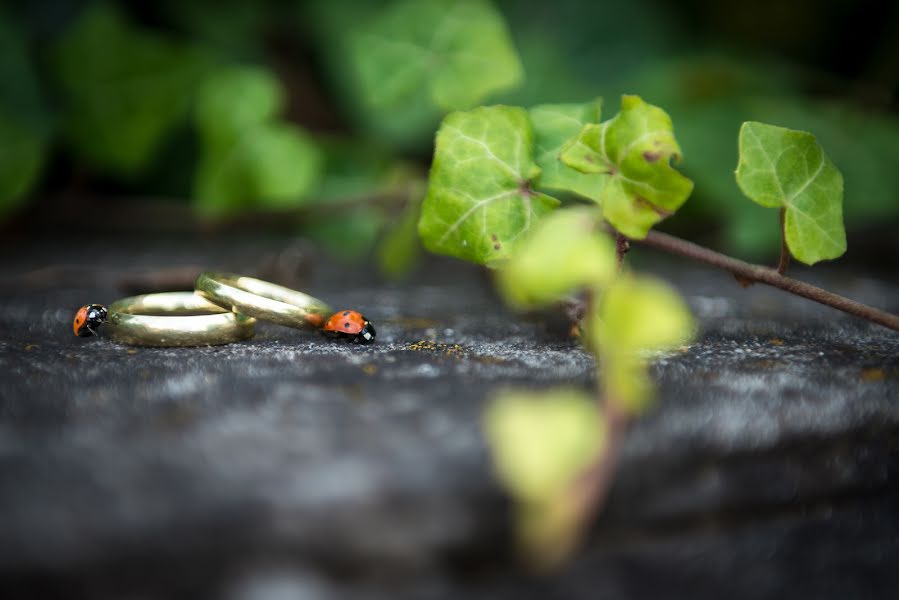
[73,304,108,337]
[321,309,376,344]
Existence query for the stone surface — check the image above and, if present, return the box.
[0,237,898,599]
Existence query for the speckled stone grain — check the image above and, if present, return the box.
[0,237,897,599]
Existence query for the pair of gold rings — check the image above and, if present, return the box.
[72,272,376,347]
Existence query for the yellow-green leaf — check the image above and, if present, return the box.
[485,388,604,504]
[586,275,694,412]
[560,95,694,239]
[496,207,616,309]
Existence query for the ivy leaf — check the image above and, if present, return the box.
[193,66,322,216]
[485,388,605,568]
[351,0,523,112]
[592,275,694,352]
[54,3,209,176]
[529,99,605,199]
[735,121,846,265]
[497,207,616,309]
[418,106,559,265]
[560,95,694,239]
[586,275,694,412]
[485,388,604,504]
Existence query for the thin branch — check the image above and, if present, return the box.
[615,233,630,270]
[624,227,899,333]
[571,398,628,526]
[776,208,790,275]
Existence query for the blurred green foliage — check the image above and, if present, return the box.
[194,65,322,216]
[1,0,897,266]
[307,0,522,148]
[0,9,50,216]
[54,3,210,175]
[529,100,604,200]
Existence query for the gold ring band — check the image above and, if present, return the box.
[106,292,256,346]
[195,272,331,329]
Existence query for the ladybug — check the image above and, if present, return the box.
[73,304,108,337]
[321,310,376,344]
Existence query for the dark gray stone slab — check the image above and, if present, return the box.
[0,237,897,599]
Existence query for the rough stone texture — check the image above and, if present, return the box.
[0,237,897,599]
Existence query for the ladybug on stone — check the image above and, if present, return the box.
[73,304,108,337]
[320,310,376,344]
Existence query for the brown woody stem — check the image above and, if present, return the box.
[776,208,790,275]
[624,227,899,333]
[615,233,630,270]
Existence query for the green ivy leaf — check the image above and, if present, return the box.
[418,106,559,265]
[54,3,210,175]
[529,99,605,199]
[485,388,604,504]
[351,0,523,112]
[735,121,846,265]
[586,275,694,412]
[496,207,616,309]
[193,66,322,216]
[560,95,694,239]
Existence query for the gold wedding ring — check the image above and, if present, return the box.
[105,292,256,346]
[195,272,332,329]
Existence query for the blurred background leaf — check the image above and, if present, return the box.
[306,0,522,149]
[0,9,50,217]
[193,65,323,216]
[160,0,271,58]
[53,2,211,176]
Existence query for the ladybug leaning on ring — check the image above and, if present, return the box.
[320,310,376,344]
[73,304,108,337]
